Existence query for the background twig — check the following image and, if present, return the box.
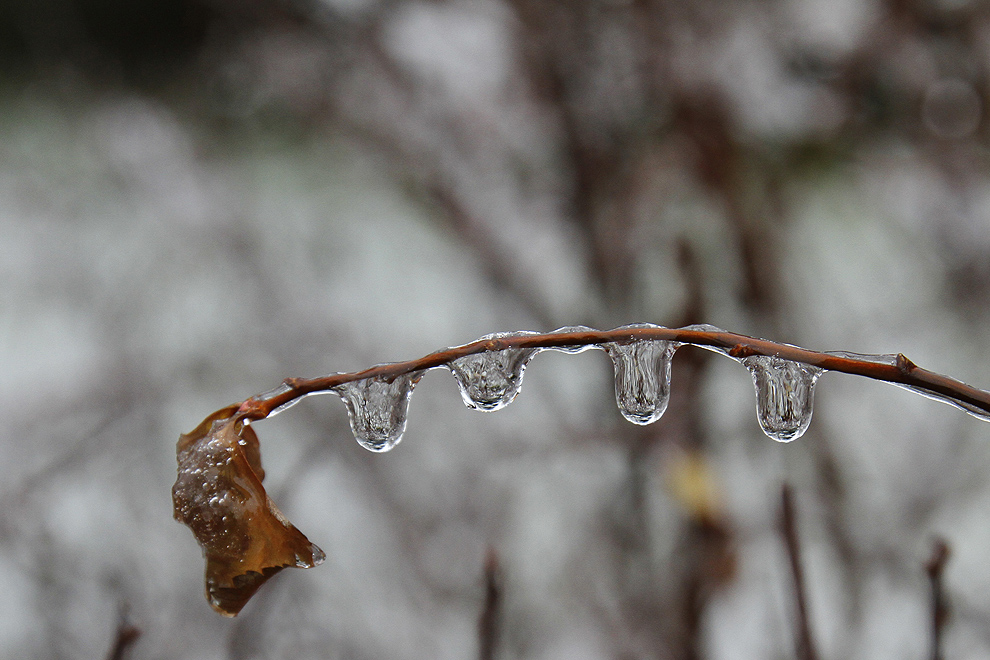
[478,548,501,660]
[926,538,951,660]
[104,606,140,660]
[780,484,818,660]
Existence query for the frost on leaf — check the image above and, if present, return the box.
[172,405,325,616]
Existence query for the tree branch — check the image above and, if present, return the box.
[236,325,990,423]
[103,606,140,660]
[926,538,951,660]
[780,484,818,660]
[175,324,990,616]
[478,548,501,660]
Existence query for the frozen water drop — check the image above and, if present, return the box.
[296,544,326,568]
[447,332,541,411]
[604,324,678,425]
[546,325,602,353]
[334,371,422,452]
[742,355,822,442]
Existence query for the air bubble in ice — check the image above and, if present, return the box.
[447,332,541,411]
[334,371,422,452]
[604,324,678,425]
[742,355,822,442]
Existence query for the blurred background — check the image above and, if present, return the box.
[3,0,990,658]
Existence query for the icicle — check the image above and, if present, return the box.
[334,371,423,452]
[447,332,541,411]
[604,324,678,425]
[742,355,822,442]
[546,325,602,353]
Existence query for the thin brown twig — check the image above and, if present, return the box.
[236,325,990,422]
[926,538,951,660]
[478,548,501,660]
[780,484,818,660]
[104,607,140,660]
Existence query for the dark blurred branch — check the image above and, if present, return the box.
[478,548,502,660]
[926,538,951,660]
[104,607,140,660]
[236,326,990,422]
[421,181,558,330]
[780,484,818,660]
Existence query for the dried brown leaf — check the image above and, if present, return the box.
[172,406,324,616]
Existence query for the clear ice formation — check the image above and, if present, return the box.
[899,384,990,422]
[259,383,336,418]
[546,325,602,353]
[334,371,422,452]
[603,324,679,425]
[447,332,541,411]
[741,355,822,442]
[825,351,899,366]
[255,383,299,418]
[825,351,990,421]
[680,324,732,356]
[325,326,987,453]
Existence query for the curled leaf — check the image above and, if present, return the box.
[172,406,324,616]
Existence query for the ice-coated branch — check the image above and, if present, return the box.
[237,324,990,434]
[173,324,990,616]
